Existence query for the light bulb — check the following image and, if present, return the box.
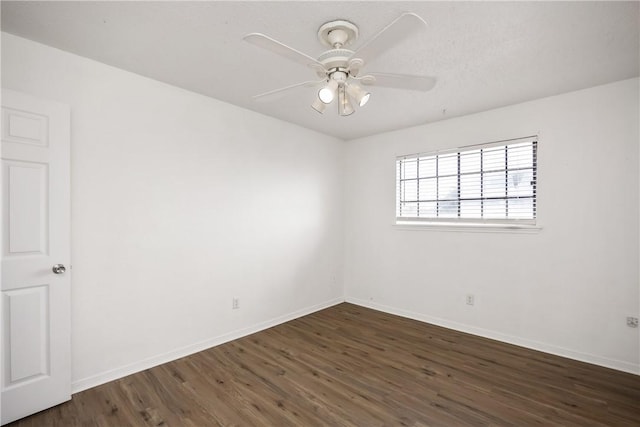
[318,79,338,104]
[358,92,370,107]
[318,88,334,104]
[346,83,371,107]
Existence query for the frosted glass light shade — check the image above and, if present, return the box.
[338,86,355,116]
[311,97,326,113]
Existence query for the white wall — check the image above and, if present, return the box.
[2,33,345,390]
[344,78,640,373]
[2,31,638,392]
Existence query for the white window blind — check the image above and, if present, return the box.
[396,137,537,223]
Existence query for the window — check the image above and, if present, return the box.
[396,137,537,224]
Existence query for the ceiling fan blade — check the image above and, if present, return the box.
[349,12,427,64]
[252,80,324,103]
[360,73,436,91]
[244,33,325,72]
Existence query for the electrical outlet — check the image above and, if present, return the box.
[232,298,239,310]
[627,317,638,328]
[466,294,475,306]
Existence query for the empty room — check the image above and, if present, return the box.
[1,1,639,425]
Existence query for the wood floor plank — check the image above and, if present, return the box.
[8,303,640,426]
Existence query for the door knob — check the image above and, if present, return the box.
[52,264,66,274]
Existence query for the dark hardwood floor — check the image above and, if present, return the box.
[9,303,640,426]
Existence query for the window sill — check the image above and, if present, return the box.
[394,221,541,234]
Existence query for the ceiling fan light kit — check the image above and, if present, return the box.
[244,12,436,117]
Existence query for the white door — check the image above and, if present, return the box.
[1,89,71,425]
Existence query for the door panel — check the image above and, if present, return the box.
[5,161,49,255]
[1,89,71,425]
[2,108,48,147]
[5,285,49,385]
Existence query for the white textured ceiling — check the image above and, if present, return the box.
[2,1,639,140]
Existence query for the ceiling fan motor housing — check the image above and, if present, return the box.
[318,49,353,73]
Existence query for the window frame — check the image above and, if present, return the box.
[395,136,539,230]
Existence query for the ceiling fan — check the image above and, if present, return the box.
[243,12,436,116]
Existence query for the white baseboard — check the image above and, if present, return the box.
[346,297,640,375]
[72,297,344,393]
